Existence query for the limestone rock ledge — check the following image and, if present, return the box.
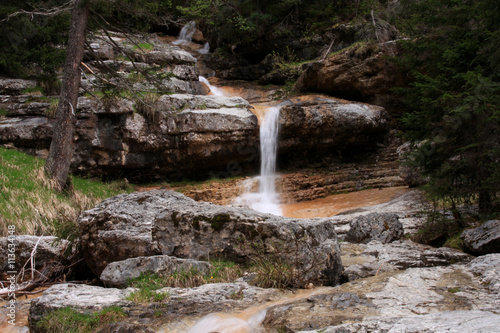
[78,189,343,287]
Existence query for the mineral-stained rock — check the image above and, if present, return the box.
[100,255,211,287]
[278,95,389,163]
[79,190,343,286]
[0,235,70,282]
[341,240,473,281]
[344,212,403,244]
[462,220,500,255]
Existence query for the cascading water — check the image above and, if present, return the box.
[172,21,197,45]
[199,76,226,97]
[198,42,210,54]
[234,106,282,216]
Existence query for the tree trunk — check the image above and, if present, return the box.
[45,0,89,191]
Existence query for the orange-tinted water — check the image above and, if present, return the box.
[281,186,410,218]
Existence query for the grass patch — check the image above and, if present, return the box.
[23,86,45,96]
[0,147,133,237]
[126,260,243,303]
[132,43,154,53]
[36,306,127,333]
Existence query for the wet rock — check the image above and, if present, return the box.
[462,220,500,255]
[0,236,70,282]
[278,95,389,163]
[0,78,37,95]
[327,190,429,238]
[262,260,499,332]
[79,190,343,286]
[299,310,500,333]
[341,240,473,281]
[100,255,211,287]
[344,213,403,244]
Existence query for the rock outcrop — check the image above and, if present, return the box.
[0,93,260,180]
[79,190,343,286]
[278,95,389,164]
[462,220,500,255]
[295,41,407,108]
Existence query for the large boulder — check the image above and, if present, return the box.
[344,212,403,244]
[462,220,500,255]
[278,95,389,164]
[79,190,343,286]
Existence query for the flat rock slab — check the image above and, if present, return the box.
[262,254,500,332]
[100,255,212,287]
[341,240,473,281]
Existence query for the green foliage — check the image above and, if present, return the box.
[0,1,70,79]
[396,0,500,214]
[37,306,127,333]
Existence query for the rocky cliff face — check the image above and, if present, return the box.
[295,41,408,109]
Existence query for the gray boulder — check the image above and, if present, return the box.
[344,212,403,244]
[79,190,343,286]
[100,255,211,287]
[462,220,500,255]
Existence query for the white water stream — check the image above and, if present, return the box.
[234,106,282,216]
[172,21,197,45]
[199,76,226,97]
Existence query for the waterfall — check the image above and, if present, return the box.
[198,42,210,54]
[199,76,226,97]
[172,21,197,45]
[234,106,282,216]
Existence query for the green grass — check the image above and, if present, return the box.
[126,260,243,303]
[36,306,127,333]
[0,147,133,237]
[132,43,154,53]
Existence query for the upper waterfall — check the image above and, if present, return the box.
[172,21,197,45]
